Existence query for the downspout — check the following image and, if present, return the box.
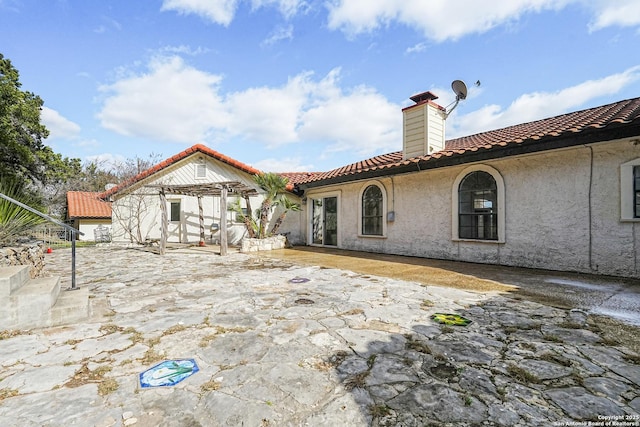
[390,176,396,213]
[635,220,638,275]
[585,145,594,271]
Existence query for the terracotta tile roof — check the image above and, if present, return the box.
[103,144,264,198]
[277,172,323,185]
[299,96,640,186]
[67,191,111,219]
[444,96,640,151]
[304,152,404,183]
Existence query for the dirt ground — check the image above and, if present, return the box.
[260,246,640,354]
[260,247,516,292]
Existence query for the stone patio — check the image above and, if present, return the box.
[0,245,638,426]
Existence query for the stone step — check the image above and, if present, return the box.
[0,276,61,330]
[5,276,61,330]
[50,287,90,326]
[11,276,61,307]
[0,265,31,297]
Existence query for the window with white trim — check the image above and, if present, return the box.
[452,165,505,242]
[358,181,387,237]
[170,201,181,222]
[362,185,383,235]
[458,171,498,240]
[195,158,206,179]
[621,158,640,221]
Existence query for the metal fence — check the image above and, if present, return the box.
[29,224,75,248]
[0,192,83,289]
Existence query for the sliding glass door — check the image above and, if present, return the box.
[311,196,338,246]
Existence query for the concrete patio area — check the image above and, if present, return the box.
[0,245,638,426]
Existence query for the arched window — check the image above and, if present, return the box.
[458,171,498,240]
[362,185,383,235]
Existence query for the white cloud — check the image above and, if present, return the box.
[326,0,572,41]
[0,0,20,13]
[97,58,402,158]
[588,0,640,31]
[160,0,308,25]
[252,157,314,172]
[449,65,640,138]
[405,42,427,54]
[325,0,640,41]
[251,0,310,18]
[225,73,311,145]
[41,106,81,140]
[159,0,640,40]
[158,45,211,56]
[85,153,127,171]
[161,0,239,26]
[226,67,401,155]
[97,56,229,144]
[94,16,122,33]
[299,85,400,155]
[76,139,101,148]
[261,24,294,46]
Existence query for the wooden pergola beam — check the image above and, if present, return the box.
[147,182,258,256]
[147,182,258,197]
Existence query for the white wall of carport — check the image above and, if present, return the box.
[274,202,305,245]
[303,138,640,278]
[110,154,267,245]
[73,219,112,241]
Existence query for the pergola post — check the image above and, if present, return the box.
[243,193,255,238]
[220,185,228,256]
[198,195,205,246]
[159,190,167,255]
[146,181,257,257]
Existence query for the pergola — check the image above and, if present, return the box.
[146,181,258,256]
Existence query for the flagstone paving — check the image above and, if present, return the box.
[0,245,639,426]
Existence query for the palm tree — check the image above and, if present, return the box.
[229,173,300,239]
[270,196,301,236]
[254,173,290,239]
[0,177,45,246]
[228,197,257,238]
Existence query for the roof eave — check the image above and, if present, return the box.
[299,121,640,190]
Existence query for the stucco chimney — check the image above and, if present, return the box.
[402,91,446,159]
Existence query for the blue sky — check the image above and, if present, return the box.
[2,0,640,173]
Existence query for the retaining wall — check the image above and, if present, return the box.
[0,243,45,278]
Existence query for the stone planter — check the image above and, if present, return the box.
[0,243,45,278]
[240,235,287,253]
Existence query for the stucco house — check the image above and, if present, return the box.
[293,92,640,278]
[66,191,112,241]
[98,145,303,246]
[67,92,640,278]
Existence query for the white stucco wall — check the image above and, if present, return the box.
[303,138,640,278]
[109,154,271,246]
[270,202,305,245]
[74,219,112,241]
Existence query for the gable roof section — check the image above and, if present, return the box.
[102,144,264,198]
[302,152,404,183]
[299,96,640,187]
[67,191,112,219]
[277,172,323,185]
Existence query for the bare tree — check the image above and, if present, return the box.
[107,153,164,244]
[110,189,157,244]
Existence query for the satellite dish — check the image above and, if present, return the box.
[442,79,469,119]
[451,80,467,100]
